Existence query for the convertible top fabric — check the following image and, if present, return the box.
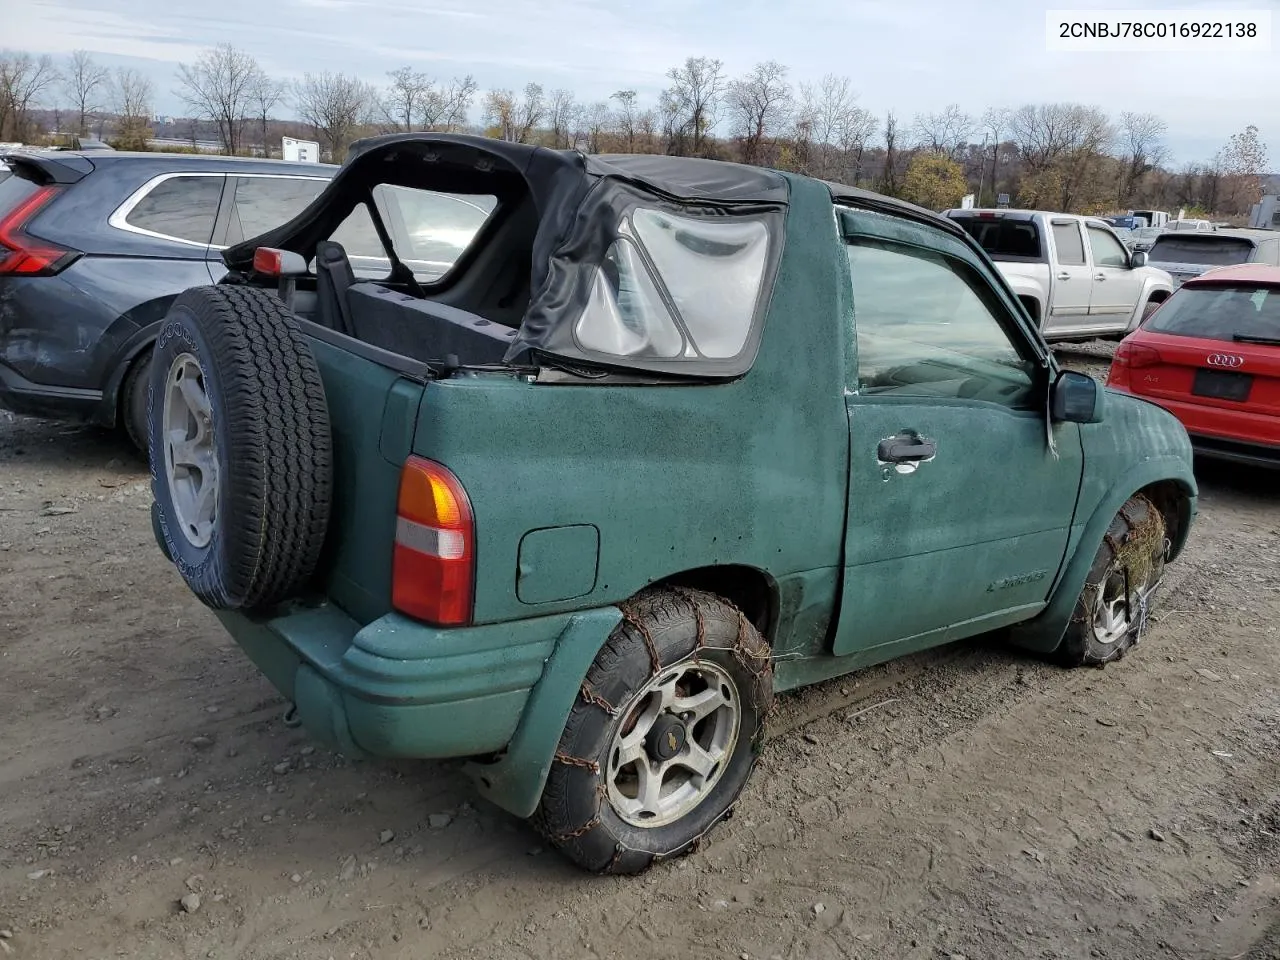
[220,134,962,376]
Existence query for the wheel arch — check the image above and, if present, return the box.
[1008,460,1197,654]
[651,564,780,644]
[467,565,779,821]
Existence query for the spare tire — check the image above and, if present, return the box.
[147,285,333,610]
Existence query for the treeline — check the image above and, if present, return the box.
[1,46,1270,217]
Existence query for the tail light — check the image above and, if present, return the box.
[1113,341,1162,369]
[1108,340,1162,388]
[0,185,79,276]
[391,456,475,626]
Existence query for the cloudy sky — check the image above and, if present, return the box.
[6,0,1277,165]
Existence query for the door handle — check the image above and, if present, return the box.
[877,433,937,464]
[1094,273,1106,281]
[1056,272,1071,280]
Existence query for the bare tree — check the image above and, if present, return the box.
[63,50,109,136]
[547,88,577,148]
[582,101,612,153]
[293,71,376,161]
[176,44,262,155]
[1221,124,1269,213]
[1118,111,1168,204]
[483,89,517,141]
[980,107,1010,204]
[878,111,902,196]
[111,68,154,150]
[0,52,59,142]
[660,56,725,157]
[911,103,972,160]
[793,75,875,182]
[610,89,637,151]
[383,66,431,131]
[418,75,476,131]
[250,70,286,157]
[514,83,545,144]
[726,60,792,165]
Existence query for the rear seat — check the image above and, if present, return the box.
[344,283,517,365]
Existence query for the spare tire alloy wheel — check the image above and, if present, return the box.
[535,588,773,875]
[162,353,218,548]
[148,285,333,611]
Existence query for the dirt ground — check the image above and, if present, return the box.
[2,346,1278,960]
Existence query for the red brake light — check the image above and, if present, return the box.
[253,246,285,277]
[391,456,475,626]
[0,185,78,276]
[1113,341,1162,369]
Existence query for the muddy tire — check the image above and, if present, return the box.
[533,587,773,875]
[1058,493,1168,667]
[1142,298,1163,321]
[147,285,332,611]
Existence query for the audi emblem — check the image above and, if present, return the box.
[1206,354,1245,368]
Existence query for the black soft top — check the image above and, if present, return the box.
[220,133,968,376]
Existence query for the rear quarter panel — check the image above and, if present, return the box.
[408,176,852,652]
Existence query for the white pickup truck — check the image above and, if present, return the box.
[941,208,1175,341]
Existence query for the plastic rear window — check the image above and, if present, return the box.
[573,208,772,361]
[1146,285,1280,341]
[1149,236,1254,266]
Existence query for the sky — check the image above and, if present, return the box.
[4,0,1277,166]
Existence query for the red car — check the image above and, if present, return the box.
[1107,263,1280,469]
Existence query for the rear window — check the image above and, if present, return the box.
[948,216,1043,261]
[1148,236,1255,266]
[1146,284,1280,341]
[123,175,223,245]
[321,186,497,283]
[0,169,38,213]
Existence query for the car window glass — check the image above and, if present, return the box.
[370,184,496,283]
[1148,236,1254,266]
[1052,223,1086,265]
[227,176,328,245]
[328,202,391,279]
[1086,226,1128,268]
[1144,285,1279,341]
[846,238,1037,409]
[124,175,222,245]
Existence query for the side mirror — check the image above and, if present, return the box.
[1051,370,1105,424]
[1129,250,1148,268]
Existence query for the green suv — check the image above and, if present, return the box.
[147,133,1197,875]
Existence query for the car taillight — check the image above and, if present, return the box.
[0,185,79,276]
[391,456,474,626]
[1113,341,1162,369]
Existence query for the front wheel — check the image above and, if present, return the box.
[533,587,773,874]
[1058,493,1169,667]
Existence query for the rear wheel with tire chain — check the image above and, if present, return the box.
[1058,493,1169,667]
[147,284,332,611]
[533,587,773,875]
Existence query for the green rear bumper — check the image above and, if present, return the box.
[214,603,576,759]
[213,602,623,817]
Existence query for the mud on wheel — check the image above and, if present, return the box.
[533,587,773,875]
[1059,493,1170,667]
[147,285,333,611]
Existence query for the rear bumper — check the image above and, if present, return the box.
[1189,433,1280,469]
[0,359,103,422]
[1107,386,1279,468]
